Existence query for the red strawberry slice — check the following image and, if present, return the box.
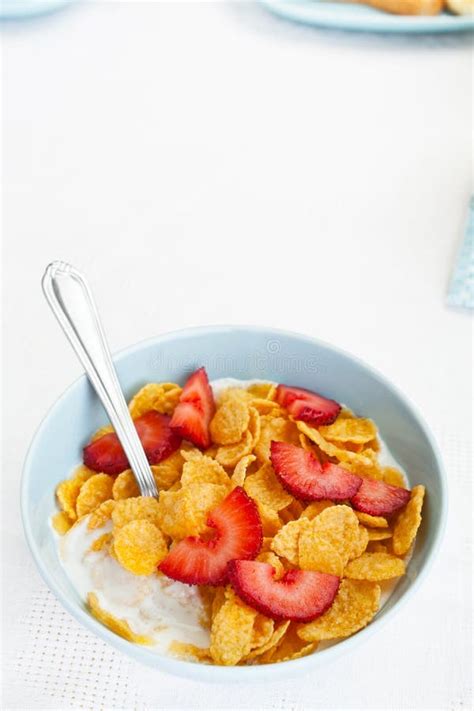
[83,432,129,475]
[170,367,215,449]
[83,411,181,475]
[350,478,411,517]
[134,412,181,463]
[228,560,340,622]
[270,441,362,501]
[276,384,341,425]
[159,487,262,585]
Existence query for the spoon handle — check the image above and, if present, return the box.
[42,261,158,498]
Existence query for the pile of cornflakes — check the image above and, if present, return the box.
[52,380,425,666]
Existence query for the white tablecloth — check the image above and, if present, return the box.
[2,2,472,709]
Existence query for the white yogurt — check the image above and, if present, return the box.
[59,518,209,652]
[56,377,410,655]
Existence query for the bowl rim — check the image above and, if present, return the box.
[21,324,448,682]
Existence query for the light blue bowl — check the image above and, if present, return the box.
[21,325,447,681]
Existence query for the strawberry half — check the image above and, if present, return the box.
[228,560,340,622]
[83,411,181,475]
[170,367,215,449]
[276,384,341,425]
[350,478,411,517]
[159,487,262,585]
[270,441,362,501]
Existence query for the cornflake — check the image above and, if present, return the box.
[298,529,343,577]
[112,496,161,529]
[300,500,334,520]
[310,506,360,567]
[319,417,377,445]
[180,454,230,488]
[56,466,95,520]
[51,510,73,535]
[158,483,227,539]
[392,485,425,555]
[89,532,112,552]
[215,430,254,468]
[298,579,381,642]
[344,552,405,581]
[210,589,258,665]
[248,615,275,652]
[367,528,392,541]
[112,470,139,500]
[244,464,293,512]
[270,519,311,565]
[246,382,276,400]
[243,618,284,661]
[230,454,256,488]
[261,623,316,663]
[114,519,168,575]
[257,503,282,537]
[88,499,116,530]
[355,512,388,528]
[151,450,184,490]
[128,382,181,418]
[349,526,370,560]
[382,467,407,488]
[210,395,250,445]
[76,474,114,518]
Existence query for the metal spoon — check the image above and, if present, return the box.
[42,261,158,498]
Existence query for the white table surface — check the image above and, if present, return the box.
[2,2,472,709]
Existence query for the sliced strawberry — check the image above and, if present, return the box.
[83,432,129,475]
[270,441,362,501]
[228,560,340,622]
[276,384,341,425]
[134,411,181,463]
[159,487,262,585]
[169,402,207,449]
[170,367,215,449]
[83,411,181,475]
[350,478,411,517]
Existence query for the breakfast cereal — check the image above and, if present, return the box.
[52,370,425,666]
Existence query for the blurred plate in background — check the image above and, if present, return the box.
[0,0,75,20]
[260,0,474,33]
